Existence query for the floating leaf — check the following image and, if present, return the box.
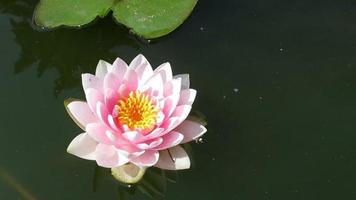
[112,0,198,38]
[34,0,114,28]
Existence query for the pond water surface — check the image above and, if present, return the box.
[1,0,356,199]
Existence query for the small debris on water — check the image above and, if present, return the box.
[233,88,239,93]
[200,27,204,31]
[259,96,263,100]
[196,138,203,143]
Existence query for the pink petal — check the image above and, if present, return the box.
[104,72,121,92]
[175,120,207,143]
[171,105,192,119]
[95,144,129,168]
[122,131,145,143]
[139,128,165,142]
[129,54,145,68]
[86,123,116,145]
[104,88,118,114]
[85,88,104,112]
[178,89,196,106]
[174,74,190,89]
[108,114,119,131]
[153,131,183,150]
[131,150,159,167]
[82,74,103,91]
[96,101,109,126]
[95,60,111,78]
[163,78,181,97]
[111,57,128,79]
[153,62,173,83]
[160,117,180,133]
[162,95,179,118]
[141,73,163,97]
[103,73,121,111]
[66,101,98,130]
[154,145,190,170]
[115,145,145,158]
[162,105,192,134]
[123,70,139,92]
[137,137,163,150]
[129,54,153,83]
[156,111,165,127]
[118,84,130,97]
[67,133,98,160]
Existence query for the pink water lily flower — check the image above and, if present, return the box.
[66,54,206,170]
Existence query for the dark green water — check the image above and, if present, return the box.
[2,0,356,199]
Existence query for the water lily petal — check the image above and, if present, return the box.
[111,57,128,78]
[104,88,117,113]
[160,117,180,132]
[123,70,139,92]
[162,95,180,118]
[95,144,129,168]
[137,137,163,150]
[139,128,165,142]
[174,74,190,89]
[82,73,103,91]
[96,101,109,125]
[67,133,97,160]
[153,131,183,150]
[85,88,104,112]
[104,72,121,92]
[108,114,119,131]
[154,145,190,170]
[66,101,97,130]
[86,123,115,144]
[95,60,111,78]
[130,54,153,83]
[141,72,163,97]
[122,131,145,143]
[178,89,196,106]
[164,78,181,97]
[131,150,159,167]
[103,73,121,111]
[163,105,192,133]
[153,62,173,83]
[175,120,207,143]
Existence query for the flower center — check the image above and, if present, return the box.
[117,91,158,130]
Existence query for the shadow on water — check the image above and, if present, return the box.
[1,0,141,96]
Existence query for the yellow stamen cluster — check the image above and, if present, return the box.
[117,91,158,130]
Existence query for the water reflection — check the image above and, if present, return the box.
[0,167,37,200]
[1,0,140,96]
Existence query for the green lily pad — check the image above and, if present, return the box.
[34,0,114,28]
[112,0,198,38]
[34,0,198,38]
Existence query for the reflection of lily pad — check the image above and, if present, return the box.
[34,0,198,38]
